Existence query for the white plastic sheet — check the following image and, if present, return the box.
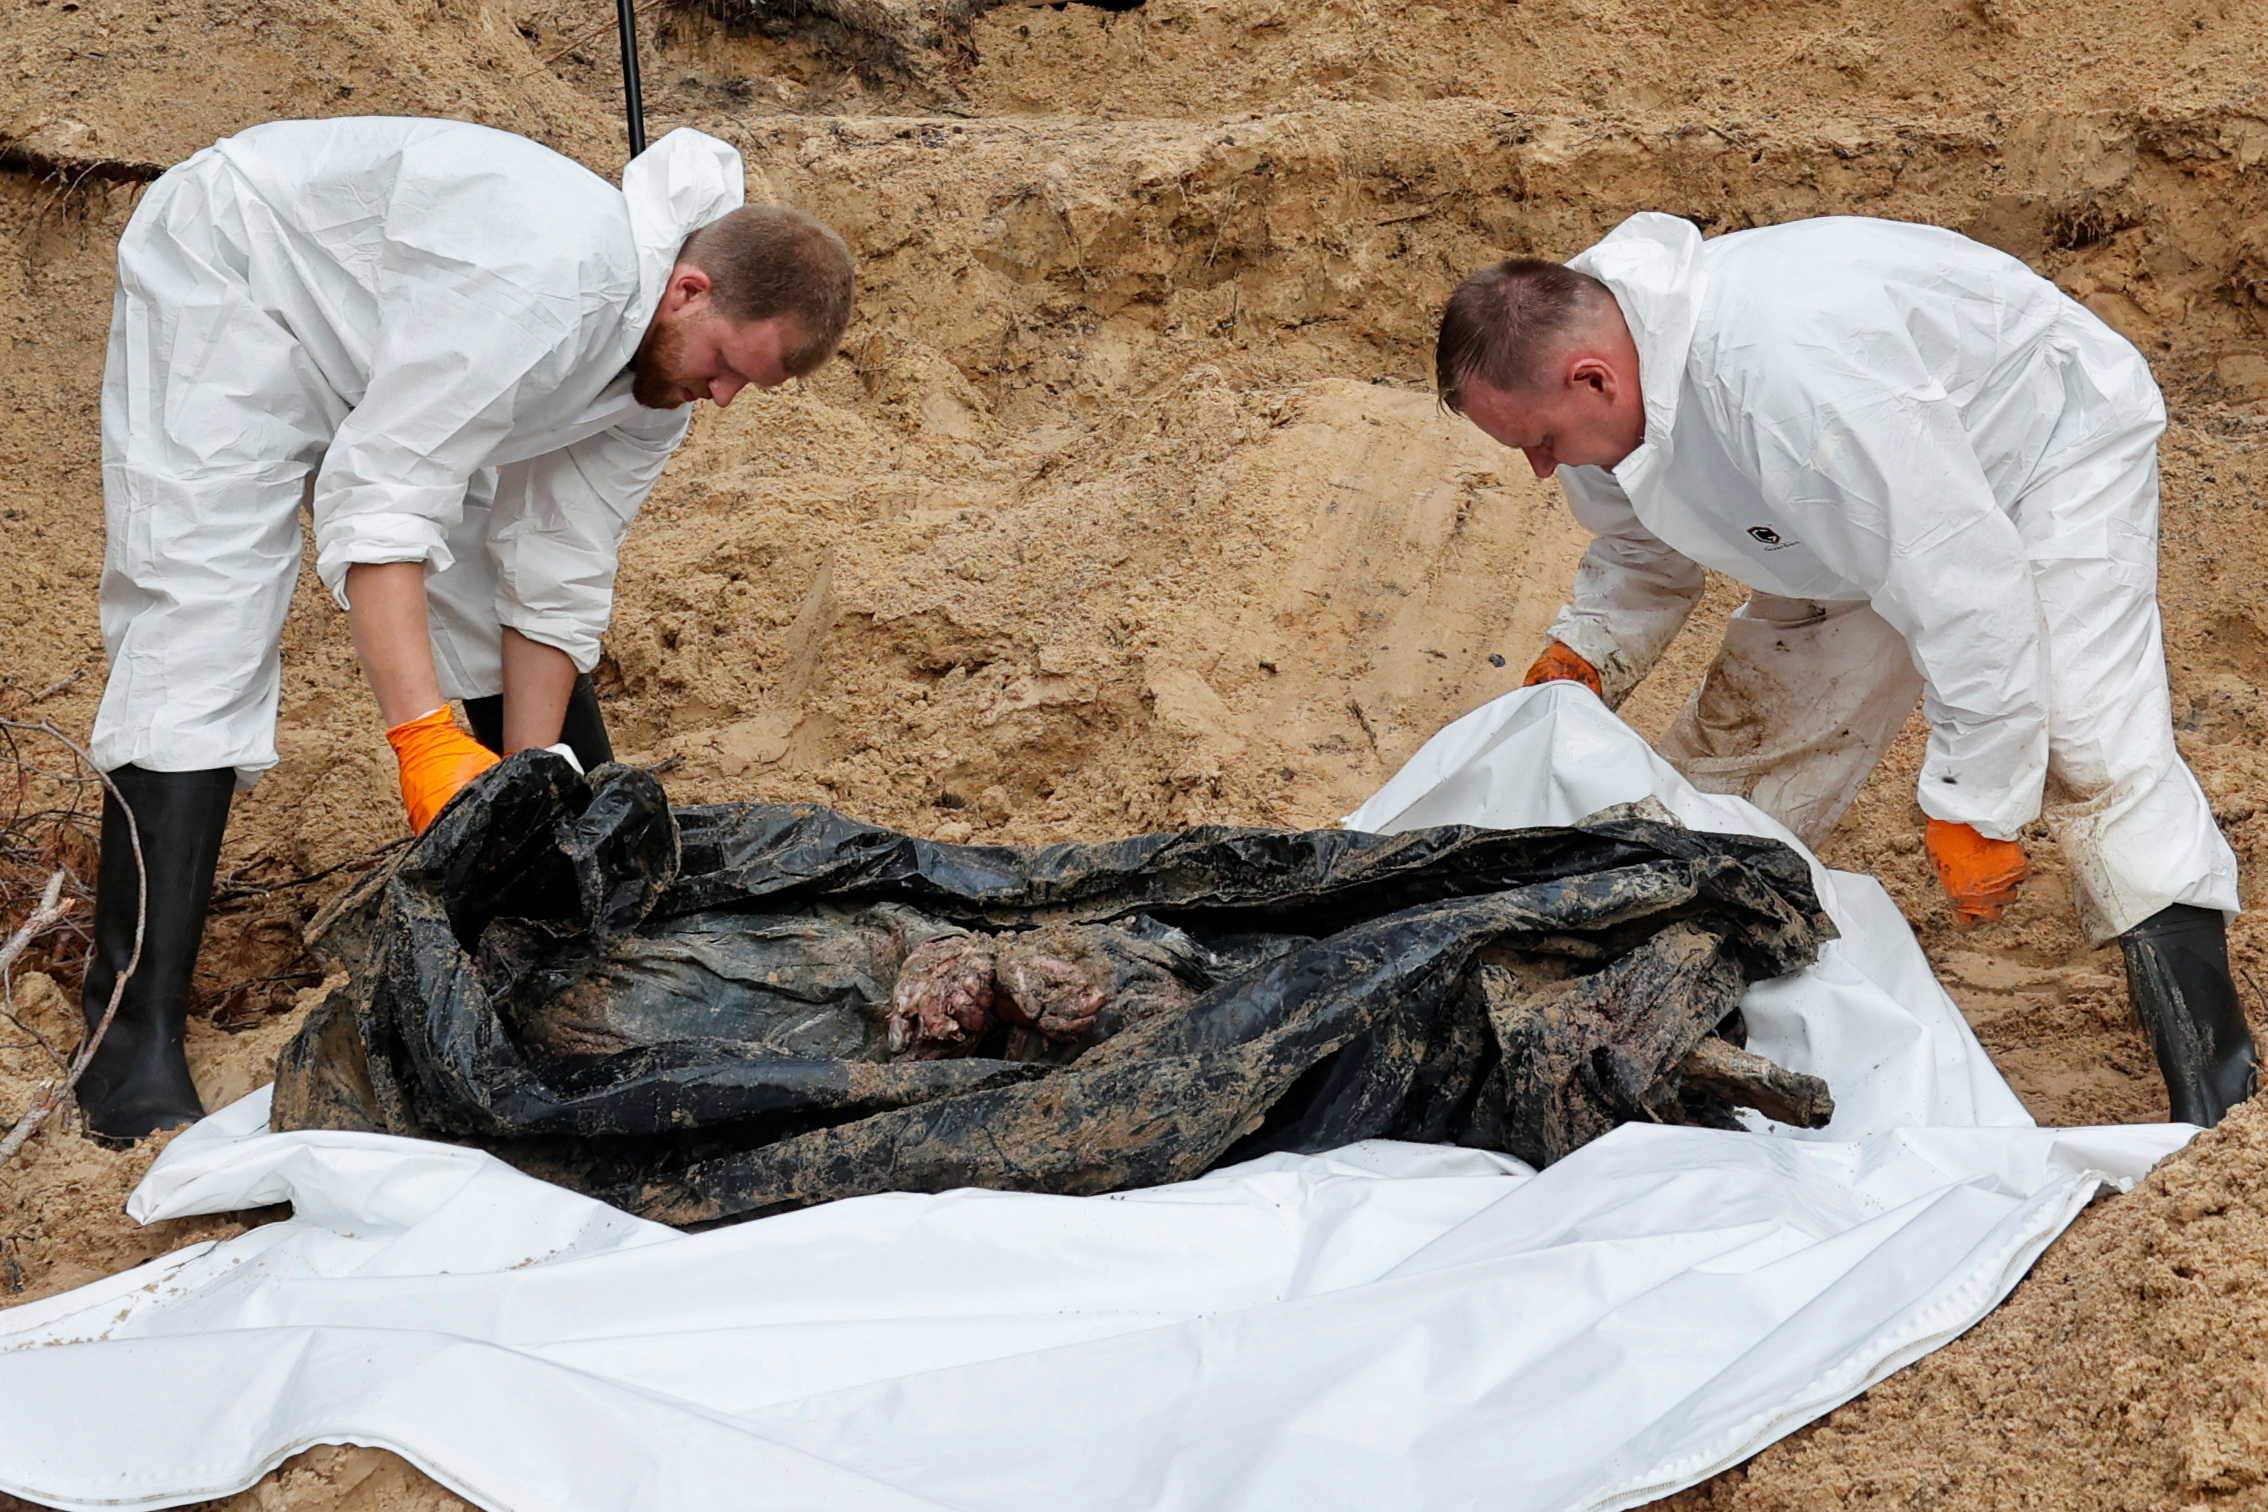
[0,684,2193,1512]
[1343,680,2033,1138]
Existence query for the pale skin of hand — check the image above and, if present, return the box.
[344,265,803,751]
[343,564,575,749]
[343,561,448,731]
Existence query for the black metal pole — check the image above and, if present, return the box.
[617,0,647,159]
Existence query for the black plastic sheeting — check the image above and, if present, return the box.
[275,753,1836,1226]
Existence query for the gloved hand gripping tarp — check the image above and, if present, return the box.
[275,753,1836,1225]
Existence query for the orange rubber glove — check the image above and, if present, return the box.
[1522,640,1604,698]
[385,707,501,834]
[1925,819,2029,925]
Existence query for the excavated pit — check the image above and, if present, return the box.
[5,0,2268,1505]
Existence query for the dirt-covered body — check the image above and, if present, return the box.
[275,754,1834,1225]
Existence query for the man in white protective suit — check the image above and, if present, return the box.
[79,117,854,1139]
[1434,212,2256,1127]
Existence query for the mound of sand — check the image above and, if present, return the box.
[1666,1090,2268,1509]
[4,0,2268,1505]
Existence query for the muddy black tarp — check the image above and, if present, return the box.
[274,753,1835,1226]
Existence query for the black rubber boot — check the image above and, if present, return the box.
[76,765,234,1141]
[2120,903,2259,1128]
[463,673,612,770]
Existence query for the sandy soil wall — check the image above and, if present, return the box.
[5,0,2268,1505]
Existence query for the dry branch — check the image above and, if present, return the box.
[22,669,84,705]
[0,719,143,1166]
[1678,1036,1836,1129]
[0,873,73,987]
[211,837,411,908]
[0,870,76,1077]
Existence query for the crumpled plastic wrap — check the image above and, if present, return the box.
[273,752,1835,1225]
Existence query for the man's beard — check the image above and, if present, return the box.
[632,315,692,409]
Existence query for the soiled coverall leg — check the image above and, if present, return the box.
[2019,429,2252,1121]
[91,157,344,785]
[1658,594,1924,849]
[2017,438,2240,941]
[83,158,343,1136]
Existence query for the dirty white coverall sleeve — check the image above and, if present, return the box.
[491,407,689,672]
[307,249,631,606]
[303,123,734,663]
[1545,466,1707,707]
[312,123,735,682]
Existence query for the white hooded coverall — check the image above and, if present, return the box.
[1544,213,2237,943]
[93,117,746,790]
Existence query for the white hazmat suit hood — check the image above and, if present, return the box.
[1541,213,2237,941]
[94,118,745,788]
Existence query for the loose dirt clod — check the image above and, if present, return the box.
[682,0,1024,92]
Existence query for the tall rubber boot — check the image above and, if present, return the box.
[76,766,234,1141]
[462,673,612,770]
[2120,903,2259,1128]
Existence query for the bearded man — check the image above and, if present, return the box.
[81,116,854,1137]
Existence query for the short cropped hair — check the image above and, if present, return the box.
[679,205,855,376]
[1434,259,1612,414]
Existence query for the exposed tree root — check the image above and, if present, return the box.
[675,0,1041,87]
[0,141,166,187]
